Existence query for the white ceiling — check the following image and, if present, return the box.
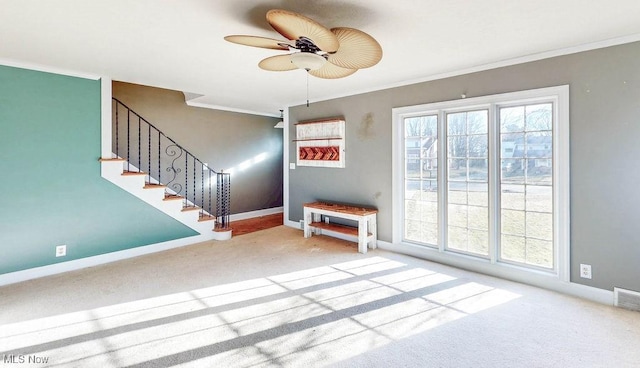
[2,0,640,117]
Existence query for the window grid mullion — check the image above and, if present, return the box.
[438,110,447,253]
[488,103,499,264]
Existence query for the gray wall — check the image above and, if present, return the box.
[113,82,283,214]
[288,41,640,292]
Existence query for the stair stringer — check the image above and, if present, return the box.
[100,159,232,241]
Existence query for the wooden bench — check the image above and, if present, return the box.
[303,202,378,253]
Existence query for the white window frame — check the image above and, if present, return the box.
[392,85,570,281]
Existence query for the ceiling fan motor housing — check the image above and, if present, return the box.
[296,37,325,55]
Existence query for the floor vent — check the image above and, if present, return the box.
[614,287,640,312]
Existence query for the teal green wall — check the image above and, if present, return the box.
[0,65,197,275]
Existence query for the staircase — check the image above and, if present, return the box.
[101,98,232,241]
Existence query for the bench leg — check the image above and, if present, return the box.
[358,219,367,254]
[312,213,322,235]
[303,209,312,238]
[368,215,377,249]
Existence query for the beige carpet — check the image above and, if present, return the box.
[1,226,639,367]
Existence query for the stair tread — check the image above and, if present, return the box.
[182,206,200,212]
[163,194,183,201]
[100,157,126,162]
[144,183,166,189]
[214,225,232,232]
[198,214,215,222]
[122,170,146,176]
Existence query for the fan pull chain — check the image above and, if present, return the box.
[306,71,310,107]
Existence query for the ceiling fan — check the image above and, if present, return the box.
[224,9,383,79]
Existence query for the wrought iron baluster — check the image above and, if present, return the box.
[138,116,141,174]
[158,130,161,186]
[127,110,131,172]
[215,171,230,229]
[164,144,182,195]
[184,153,188,207]
[148,124,151,182]
[193,156,196,214]
[224,173,230,227]
[216,172,221,226]
[115,102,119,158]
[201,162,204,216]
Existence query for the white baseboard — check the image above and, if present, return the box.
[285,219,301,229]
[377,240,614,306]
[0,235,209,287]
[230,207,283,221]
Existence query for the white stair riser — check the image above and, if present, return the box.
[139,187,166,203]
[160,199,184,212]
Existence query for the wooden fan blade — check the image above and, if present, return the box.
[258,54,297,71]
[224,35,291,50]
[266,9,339,53]
[308,62,357,79]
[327,27,383,69]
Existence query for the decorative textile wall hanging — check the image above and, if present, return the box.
[295,118,345,168]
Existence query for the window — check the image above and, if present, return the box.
[447,110,489,257]
[393,86,569,279]
[404,115,438,245]
[499,103,554,269]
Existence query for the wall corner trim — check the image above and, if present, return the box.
[101,76,113,158]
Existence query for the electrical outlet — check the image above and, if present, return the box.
[324,216,330,224]
[55,245,67,257]
[580,263,592,279]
